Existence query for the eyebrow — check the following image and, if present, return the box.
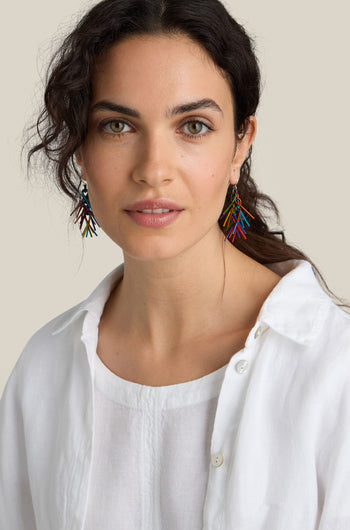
[91,98,223,118]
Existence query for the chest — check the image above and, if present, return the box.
[84,368,221,529]
[91,333,323,529]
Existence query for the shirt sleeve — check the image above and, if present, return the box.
[0,366,37,530]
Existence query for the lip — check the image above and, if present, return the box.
[124,199,184,228]
[125,199,184,212]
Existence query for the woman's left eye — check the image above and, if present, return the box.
[182,120,210,136]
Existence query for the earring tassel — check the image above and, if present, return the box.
[220,186,254,243]
[71,185,100,238]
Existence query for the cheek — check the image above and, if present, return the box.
[190,153,231,210]
[81,145,129,197]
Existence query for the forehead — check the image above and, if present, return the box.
[92,34,233,113]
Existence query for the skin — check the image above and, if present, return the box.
[77,34,280,386]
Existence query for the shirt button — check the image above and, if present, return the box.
[211,452,224,467]
[254,326,263,339]
[235,359,249,374]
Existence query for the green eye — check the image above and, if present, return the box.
[103,120,131,134]
[184,121,209,135]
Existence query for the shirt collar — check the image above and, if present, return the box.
[51,264,124,336]
[52,260,329,346]
[258,260,330,345]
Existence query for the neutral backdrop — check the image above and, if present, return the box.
[1,0,349,396]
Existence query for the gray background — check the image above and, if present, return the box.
[1,0,349,395]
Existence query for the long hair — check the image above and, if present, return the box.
[27,0,344,301]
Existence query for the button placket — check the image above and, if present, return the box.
[209,325,265,478]
[235,324,263,375]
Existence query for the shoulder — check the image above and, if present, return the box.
[288,300,350,440]
[323,299,350,344]
[25,299,86,354]
[313,301,350,390]
[259,260,350,400]
[1,303,87,405]
[3,265,124,398]
[296,281,350,388]
[262,260,350,347]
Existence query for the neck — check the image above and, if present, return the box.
[104,229,275,361]
[121,232,227,341]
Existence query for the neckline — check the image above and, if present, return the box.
[94,351,228,410]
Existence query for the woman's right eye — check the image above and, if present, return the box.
[101,120,132,134]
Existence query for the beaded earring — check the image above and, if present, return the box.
[220,184,254,243]
[71,183,100,238]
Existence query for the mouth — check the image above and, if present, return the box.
[124,199,184,228]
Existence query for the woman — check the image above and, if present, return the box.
[1,0,349,528]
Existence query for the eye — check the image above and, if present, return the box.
[182,120,210,137]
[102,120,132,134]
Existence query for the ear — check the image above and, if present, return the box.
[229,116,257,185]
[74,148,88,181]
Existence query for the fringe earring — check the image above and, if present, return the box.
[220,184,254,243]
[71,183,100,238]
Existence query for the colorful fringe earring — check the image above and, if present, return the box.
[71,183,100,238]
[220,184,254,243]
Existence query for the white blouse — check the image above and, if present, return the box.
[1,260,350,530]
[84,352,227,529]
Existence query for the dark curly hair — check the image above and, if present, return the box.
[27,0,339,295]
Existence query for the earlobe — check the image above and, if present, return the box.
[229,167,241,186]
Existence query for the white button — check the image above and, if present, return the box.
[235,359,249,374]
[211,452,224,467]
[254,326,263,339]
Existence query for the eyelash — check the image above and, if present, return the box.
[99,118,214,140]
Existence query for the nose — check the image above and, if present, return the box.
[131,132,175,187]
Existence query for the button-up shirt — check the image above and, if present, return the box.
[1,260,350,529]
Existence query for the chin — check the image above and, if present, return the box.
[107,232,186,262]
[103,220,221,263]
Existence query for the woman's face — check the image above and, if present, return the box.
[78,34,255,261]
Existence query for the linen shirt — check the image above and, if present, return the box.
[1,260,350,529]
